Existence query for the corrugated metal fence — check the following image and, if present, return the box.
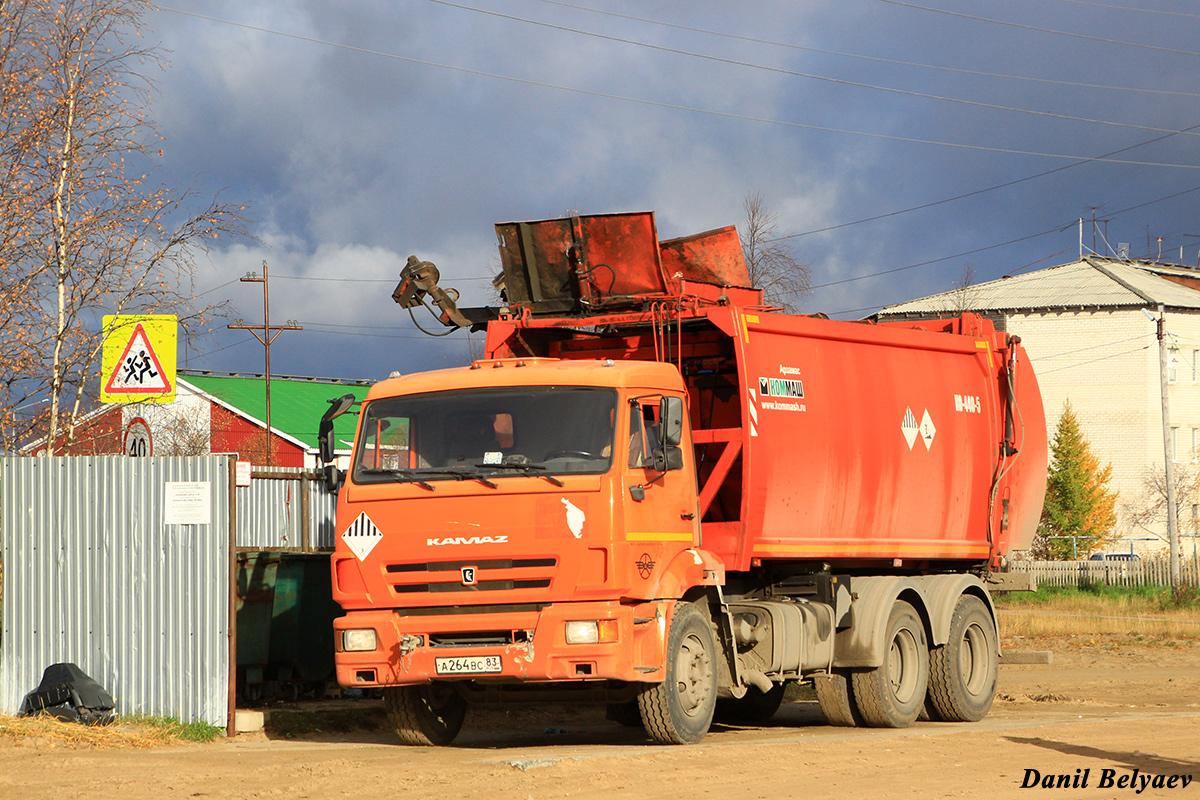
[0,457,341,729]
[0,456,232,726]
[237,468,336,550]
[1010,558,1200,589]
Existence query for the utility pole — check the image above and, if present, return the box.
[229,260,302,466]
[1148,305,1182,592]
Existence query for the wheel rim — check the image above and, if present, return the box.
[887,627,921,705]
[674,632,713,717]
[424,682,458,711]
[959,622,990,696]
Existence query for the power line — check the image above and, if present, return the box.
[775,121,1200,242]
[198,273,493,289]
[1038,345,1150,374]
[526,0,1200,99]
[1048,0,1200,19]
[873,0,1200,58]
[151,5,1200,169]
[807,177,1200,297]
[795,178,1200,292]
[188,337,255,360]
[421,0,1200,142]
[1108,182,1200,218]
[196,277,240,297]
[810,222,1073,291]
[269,275,394,284]
[1040,334,1150,361]
[295,325,453,340]
[1001,248,1080,278]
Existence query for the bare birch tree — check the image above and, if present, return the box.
[0,0,245,454]
[738,191,810,312]
[1123,459,1200,556]
[949,263,980,314]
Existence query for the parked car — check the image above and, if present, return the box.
[1088,552,1141,561]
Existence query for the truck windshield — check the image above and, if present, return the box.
[352,386,618,485]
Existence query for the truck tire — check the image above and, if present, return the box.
[383,683,467,746]
[714,682,786,724]
[926,595,997,722]
[638,602,717,744]
[851,600,929,728]
[813,670,864,727]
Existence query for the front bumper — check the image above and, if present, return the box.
[334,599,669,686]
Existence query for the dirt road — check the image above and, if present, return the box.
[2,635,1197,800]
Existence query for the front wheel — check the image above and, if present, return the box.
[926,595,998,722]
[638,602,717,744]
[383,683,467,746]
[851,600,929,728]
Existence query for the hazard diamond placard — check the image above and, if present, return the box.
[100,315,178,403]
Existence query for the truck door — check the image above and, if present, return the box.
[622,395,700,584]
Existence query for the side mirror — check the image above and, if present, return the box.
[652,445,684,472]
[659,396,684,446]
[319,394,357,464]
[321,463,343,494]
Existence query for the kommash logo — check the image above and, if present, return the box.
[758,377,805,398]
[427,535,508,546]
[756,365,806,412]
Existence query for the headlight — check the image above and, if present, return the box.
[564,619,618,644]
[342,629,378,652]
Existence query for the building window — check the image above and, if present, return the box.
[1193,428,1199,461]
[1193,350,1199,382]
[1172,426,1179,462]
[1169,348,1180,383]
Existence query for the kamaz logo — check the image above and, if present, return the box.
[758,377,804,399]
[426,535,509,546]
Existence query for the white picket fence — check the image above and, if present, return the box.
[1009,558,1200,589]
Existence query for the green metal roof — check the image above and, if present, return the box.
[179,372,372,451]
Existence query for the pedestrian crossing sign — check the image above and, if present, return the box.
[100,315,178,403]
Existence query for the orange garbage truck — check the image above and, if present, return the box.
[320,211,1047,745]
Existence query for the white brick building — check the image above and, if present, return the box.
[877,257,1200,560]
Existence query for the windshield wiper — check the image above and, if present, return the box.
[360,467,436,490]
[362,466,501,489]
[475,462,566,487]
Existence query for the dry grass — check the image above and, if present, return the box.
[995,586,1200,640]
[0,713,221,748]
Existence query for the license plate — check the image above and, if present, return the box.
[435,655,502,675]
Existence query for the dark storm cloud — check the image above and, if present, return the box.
[146,0,1200,377]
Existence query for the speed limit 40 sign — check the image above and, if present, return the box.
[124,417,153,457]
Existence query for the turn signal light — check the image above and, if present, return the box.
[564,619,619,644]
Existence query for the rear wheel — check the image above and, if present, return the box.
[384,683,467,746]
[813,670,864,727]
[926,595,998,722]
[851,600,929,728]
[638,602,717,744]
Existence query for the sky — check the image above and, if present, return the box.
[135,0,1200,381]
